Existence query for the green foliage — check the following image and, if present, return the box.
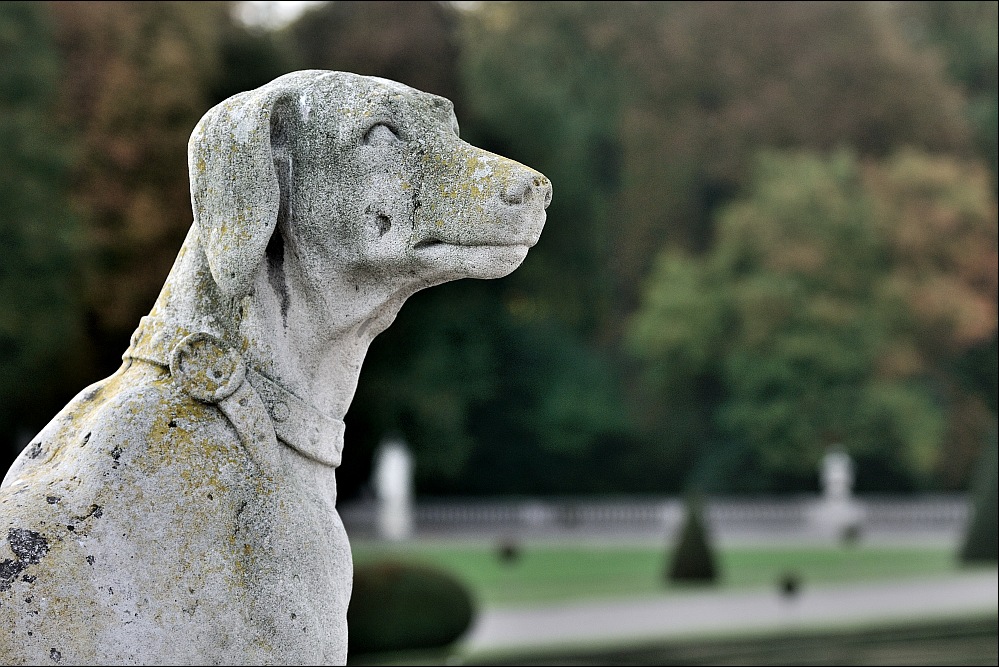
[893,1,998,188]
[452,1,984,494]
[666,493,719,583]
[288,1,462,103]
[629,149,996,490]
[349,280,630,495]
[44,1,290,373]
[459,1,624,338]
[960,431,998,563]
[350,282,505,485]
[609,0,971,325]
[4,1,997,495]
[0,1,85,445]
[347,561,476,655]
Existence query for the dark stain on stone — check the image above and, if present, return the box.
[110,444,122,469]
[266,227,290,325]
[66,525,75,532]
[21,574,35,583]
[45,496,60,505]
[1,529,49,591]
[168,419,178,428]
[26,442,43,459]
[50,648,61,662]
[76,504,102,521]
[9,528,49,564]
[86,555,95,565]
[374,213,392,236]
[233,500,248,538]
[0,560,23,591]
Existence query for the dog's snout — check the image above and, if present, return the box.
[502,173,553,210]
[535,176,553,209]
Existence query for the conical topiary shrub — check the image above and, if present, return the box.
[347,561,476,656]
[666,492,719,583]
[960,430,998,564]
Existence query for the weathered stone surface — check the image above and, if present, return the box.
[0,70,550,665]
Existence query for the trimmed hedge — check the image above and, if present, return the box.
[348,560,476,655]
[666,493,719,583]
[960,431,998,564]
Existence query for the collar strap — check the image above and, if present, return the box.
[124,316,343,468]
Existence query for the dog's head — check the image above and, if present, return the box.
[188,70,551,303]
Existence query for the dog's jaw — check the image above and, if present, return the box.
[412,241,531,280]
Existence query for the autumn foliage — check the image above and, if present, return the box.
[1,1,996,496]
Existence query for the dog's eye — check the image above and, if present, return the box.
[362,123,401,145]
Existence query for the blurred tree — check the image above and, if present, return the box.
[350,283,504,490]
[47,1,292,374]
[458,308,630,495]
[891,1,999,423]
[350,279,630,496]
[0,1,86,463]
[893,1,998,187]
[457,1,976,494]
[611,1,972,335]
[287,1,462,105]
[210,3,297,103]
[338,0,990,495]
[959,429,998,563]
[629,150,997,491]
[47,1,228,371]
[864,151,998,487]
[460,1,628,343]
[8,0,991,496]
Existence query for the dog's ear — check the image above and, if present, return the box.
[188,73,316,299]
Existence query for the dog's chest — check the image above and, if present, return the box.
[0,384,351,665]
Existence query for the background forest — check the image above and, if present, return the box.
[1,1,996,499]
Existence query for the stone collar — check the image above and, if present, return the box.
[124,316,344,468]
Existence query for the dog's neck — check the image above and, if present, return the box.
[145,228,416,421]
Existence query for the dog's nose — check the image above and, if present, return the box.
[502,173,553,210]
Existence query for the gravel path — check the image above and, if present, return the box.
[462,570,998,653]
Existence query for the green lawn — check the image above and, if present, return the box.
[350,540,970,607]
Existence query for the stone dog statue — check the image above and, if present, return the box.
[0,71,550,665]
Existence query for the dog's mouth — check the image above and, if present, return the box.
[413,237,446,250]
[413,236,536,251]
